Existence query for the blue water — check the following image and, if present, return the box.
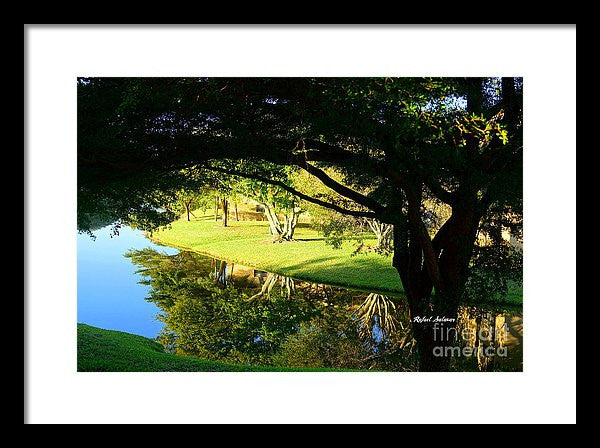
[77,225,178,338]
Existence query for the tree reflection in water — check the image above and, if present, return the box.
[126,248,522,371]
[249,273,296,301]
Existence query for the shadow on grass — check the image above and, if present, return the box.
[278,256,340,271]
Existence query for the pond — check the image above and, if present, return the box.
[78,225,523,371]
[77,226,178,337]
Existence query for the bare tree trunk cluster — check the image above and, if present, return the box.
[261,202,300,242]
[365,218,393,252]
[249,273,295,301]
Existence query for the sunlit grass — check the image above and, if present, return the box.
[77,324,360,372]
[151,212,523,305]
[151,213,404,293]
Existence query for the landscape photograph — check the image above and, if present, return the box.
[77,76,524,373]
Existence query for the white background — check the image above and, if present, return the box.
[25,25,577,424]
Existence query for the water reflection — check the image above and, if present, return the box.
[126,248,522,371]
[250,273,296,301]
[457,307,524,372]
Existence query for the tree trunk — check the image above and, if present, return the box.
[366,219,393,252]
[215,260,227,285]
[262,202,280,236]
[214,196,219,222]
[392,198,482,372]
[228,263,235,283]
[285,206,300,240]
[222,198,229,227]
[234,203,239,221]
[250,273,295,300]
[262,203,300,242]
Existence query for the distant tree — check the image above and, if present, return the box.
[208,165,304,241]
[170,188,201,221]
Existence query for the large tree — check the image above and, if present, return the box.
[78,77,522,371]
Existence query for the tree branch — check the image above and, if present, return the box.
[202,165,378,219]
[406,189,444,292]
[292,156,386,214]
[423,180,456,206]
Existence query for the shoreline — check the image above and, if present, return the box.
[148,228,523,311]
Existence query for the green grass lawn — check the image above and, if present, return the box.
[151,213,523,306]
[151,215,404,293]
[78,323,357,372]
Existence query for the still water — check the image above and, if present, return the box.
[77,226,178,337]
[78,225,523,371]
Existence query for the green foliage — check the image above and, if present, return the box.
[273,317,372,370]
[159,288,315,366]
[313,216,356,250]
[127,249,322,366]
[464,245,523,305]
[125,247,419,370]
[77,323,350,372]
[121,246,521,371]
[78,77,522,242]
[462,200,523,304]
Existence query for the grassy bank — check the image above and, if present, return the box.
[78,324,355,372]
[151,214,523,306]
[151,215,404,293]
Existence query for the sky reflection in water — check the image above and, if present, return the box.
[77,225,178,337]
